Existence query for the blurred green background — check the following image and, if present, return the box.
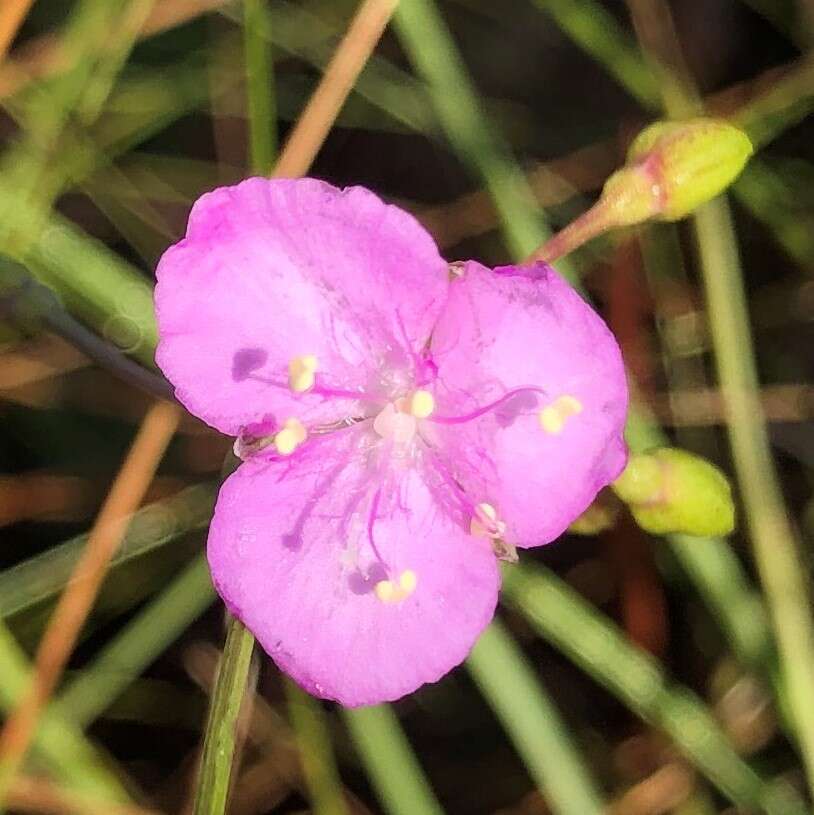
[1,1,814,813]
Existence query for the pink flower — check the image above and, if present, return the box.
[154,178,628,706]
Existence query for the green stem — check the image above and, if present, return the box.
[693,197,814,801]
[243,0,276,174]
[192,616,256,815]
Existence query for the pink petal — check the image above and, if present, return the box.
[155,178,448,435]
[207,423,500,706]
[428,261,628,546]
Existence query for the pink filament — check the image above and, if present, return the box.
[366,486,389,570]
[428,386,547,425]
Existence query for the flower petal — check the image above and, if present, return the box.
[428,261,628,546]
[207,424,499,706]
[155,178,448,435]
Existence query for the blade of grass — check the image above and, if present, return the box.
[192,616,255,815]
[74,0,157,126]
[626,0,814,798]
[0,621,132,804]
[527,0,661,108]
[0,204,159,368]
[57,553,216,729]
[284,680,349,815]
[0,482,216,620]
[501,562,806,815]
[0,400,181,807]
[341,706,444,815]
[693,195,814,801]
[467,620,605,814]
[0,0,131,233]
[392,0,551,261]
[0,257,170,398]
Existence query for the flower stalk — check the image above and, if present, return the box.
[529,118,753,264]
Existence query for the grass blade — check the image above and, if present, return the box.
[467,620,605,814]
[342,705,444,815]
[0,483,216,620]
[58,553,216,728]
[693,196,814,801]
[393,0,549,260]
[0,621,131,804]
[284,680,349,815]
[501,562,806,815]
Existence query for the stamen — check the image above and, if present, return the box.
[274,417,307,455]
[366,487,389,566]
[470,502,506,539]
[375,570,418,604]
[538,395,583,434]
[409,389,435,418]
[373,403,417,445]
[310,383,385,404]
[288,355,318,392]
[428,386,547,425]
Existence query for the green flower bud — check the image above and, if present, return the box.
[613,447,736,537]
[528,118,752,265]
[624,118,753,221]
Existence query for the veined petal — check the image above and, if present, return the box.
[155,178,448,435]
[207,424,499,706]
[428,261,628,547]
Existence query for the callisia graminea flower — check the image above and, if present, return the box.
[154,178,628,706]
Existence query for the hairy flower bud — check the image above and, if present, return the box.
[529,118,753,264]
[613,447,735,537]
[624,118,753,221]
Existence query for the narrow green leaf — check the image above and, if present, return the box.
[393,0,550,260]
[502,562,806,815]
[693,195,814,802]
[284,680,349,815]
[0,483,216,620]
[342,705,443,815]
[467,620,605,815]
[58,553,216,728]
[0,622,132,804]
[529,0,661,107]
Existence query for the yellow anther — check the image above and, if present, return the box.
[274,417,307,455]
[288,355,318,393]
[538,395,583,435]
[374,570,418,604]
[409,389,435,419]
[374,580,396,603]
[399,569,417,593]
[470,502,505,538]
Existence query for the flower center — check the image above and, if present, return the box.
[371,389,435,445]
